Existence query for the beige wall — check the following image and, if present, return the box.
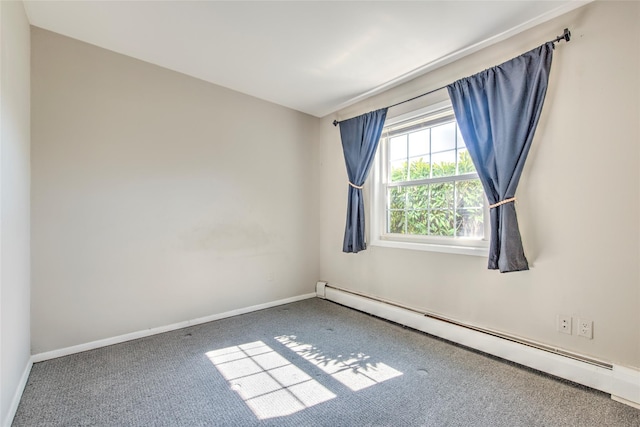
[0,1,31,423]
[31,28,319,353]
[319,1,640,368]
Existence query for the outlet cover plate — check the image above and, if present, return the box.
[577,318,593,339]
[557,315,572,335]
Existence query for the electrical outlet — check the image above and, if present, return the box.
[577,318,593,339]
[557,315,572,335]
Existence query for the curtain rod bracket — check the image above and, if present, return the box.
[552,28,571,44]
[333,120,339,127]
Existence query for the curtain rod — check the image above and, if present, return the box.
[333,28,571,127]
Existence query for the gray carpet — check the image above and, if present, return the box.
[13,298,640,426]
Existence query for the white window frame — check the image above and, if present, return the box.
[370,101,489,257]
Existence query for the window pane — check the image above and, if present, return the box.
[430,182,454,209]
[408,129,429,157]
[388,187,406,210]
[455,180,484,210]
[456,179,484,238]
[431,122,456,153]
[408,157,430,180]
[390,160,408,182]
[429,209,454,236]
[456,208,484,238]
[388,210,406,234]
[389,135,407,161]
[431,150,456,177]
[456,125,466,148]
[457,149,476,174]
[407,185,428,209]
[407,210,428,235]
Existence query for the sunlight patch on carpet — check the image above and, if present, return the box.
[275,335,403,391]
[206,341,336,419]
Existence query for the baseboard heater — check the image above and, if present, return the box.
[316,282,640,408]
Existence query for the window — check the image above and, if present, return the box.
[370,101,489,256]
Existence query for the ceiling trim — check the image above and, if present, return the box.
[326,1,590,119]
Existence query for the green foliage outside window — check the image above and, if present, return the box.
[388,151,485,238]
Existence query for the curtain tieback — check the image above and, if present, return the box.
[349,182,364,190]
[489,197,516,209]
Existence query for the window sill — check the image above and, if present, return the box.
[371,236,489,257]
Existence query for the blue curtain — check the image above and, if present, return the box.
[338,108,388,253]
[447,42,554,272]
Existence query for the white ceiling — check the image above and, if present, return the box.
[23,1,587,117]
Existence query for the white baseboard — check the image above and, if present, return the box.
[612,365,640,408]
[317,283,640,409]
[3,359,33,427]
[32,292,316,363]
